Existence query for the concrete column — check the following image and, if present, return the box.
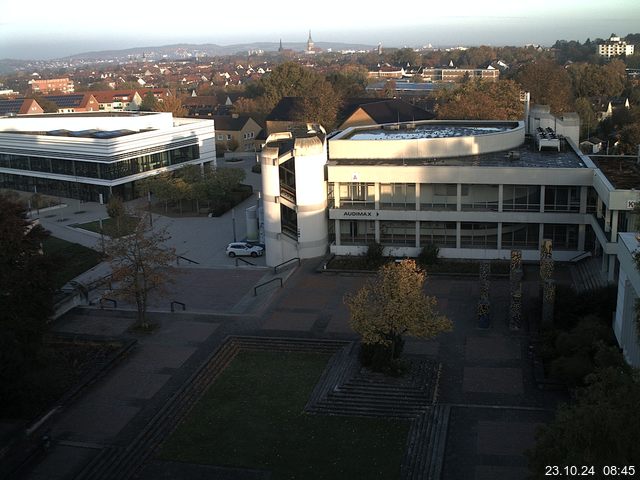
[538,223,545,250]
[415,183,421,211]
[597,197,603,218]
[374,182,380,210]
[456,184,462,212]
[375,220,380,243]
[498,184,504,213]
[608,254,616,282]
[335,219,341,246]
[611,210,619,239]
[605,207,611,233]
[578,224,586,251]
[602,252,608,273]
[456,221,461,249]
[539,185,545,213]
[497,222,503,250]
[334,183,340,208]
[579,186,588,214]
[415,221,420,248]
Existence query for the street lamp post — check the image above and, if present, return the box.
[232,208,237,242]
[148,191,153,227]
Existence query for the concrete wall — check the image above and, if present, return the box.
[330,121,524,160]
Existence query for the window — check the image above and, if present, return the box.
[544,186,580,212]
[380,183,416,210]
[503,185,541,212]
[339,182,374,209]
[543,224,578,250]
[340,220,375,245]
[420,184,457,210]
[502,223,539,248]
[380,221,415,246]
[420,221,456,248]
[217,134,223,140]
[461,184,499,211]
[226,134,232,140]
[460,222,498,249]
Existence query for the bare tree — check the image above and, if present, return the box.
[104,216,176,329]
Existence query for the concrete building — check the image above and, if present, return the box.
[613,232,640,367]
[260,109,640,288]
[598,34,635,57]
[0,112,215,202]
[29,78,75,94]
[260,128,328,266]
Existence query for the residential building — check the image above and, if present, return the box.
[0,98,44,116]
[0,112,216,202]
[28,78,75,94]
[212,114,262,152]
[338,98,435,130]
[42,94,100,113]
[92,90,143,112]
[598,34,635,57]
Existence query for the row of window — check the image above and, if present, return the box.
[0,145,199,181]
[331,182,584,212]
[337,220,579,250]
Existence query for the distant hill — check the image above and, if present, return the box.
[60,41,376,61]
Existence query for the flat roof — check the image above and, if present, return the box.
[329,137,586,169]
[347,124,513,141]
[590,156,640,190]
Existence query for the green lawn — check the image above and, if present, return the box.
[159,351,410,480]
[42,237,103,288]
[73,215,139,237]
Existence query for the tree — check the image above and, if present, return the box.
[344,259,452,372]
[0,195,55,407]
[527,367,640,477]
[106,195,126,235]
[140,91,158,111]
[436,79,524,120]
[516,58,574,114]
[153,95,187,117]
[256,62,341,129]
[574,97,597,139]
[104,217,176,329]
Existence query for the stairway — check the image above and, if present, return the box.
[570,257,610,293]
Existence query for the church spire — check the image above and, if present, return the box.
[307,30,314,52]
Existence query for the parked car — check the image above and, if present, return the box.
[226,242,264,258]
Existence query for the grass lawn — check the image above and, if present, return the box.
[159,351,410,479]
[73,215,139,237]
[42,237,103,288]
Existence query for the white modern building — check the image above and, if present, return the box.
[260,110,640,285]
[613,232,640,367]
[0,112,216,202]
[598,34,635,57]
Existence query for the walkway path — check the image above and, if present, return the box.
[20,255,565,480]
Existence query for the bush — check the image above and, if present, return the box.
[418,243,439,266]
[363,242,384,269]
[251,163,261,173]
[359,338,406,376]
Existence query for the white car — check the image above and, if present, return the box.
[226,242,264,258]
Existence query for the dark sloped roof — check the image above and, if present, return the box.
[265,97,305,121]
[357,99,435,124]
[211,115,251,131]
[0,99,27,115]
[42,94,86,108]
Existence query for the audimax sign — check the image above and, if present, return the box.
[342,210,379,217]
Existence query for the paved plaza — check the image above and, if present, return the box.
[13,182,567,480]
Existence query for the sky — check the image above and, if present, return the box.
[1,0,639,60]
